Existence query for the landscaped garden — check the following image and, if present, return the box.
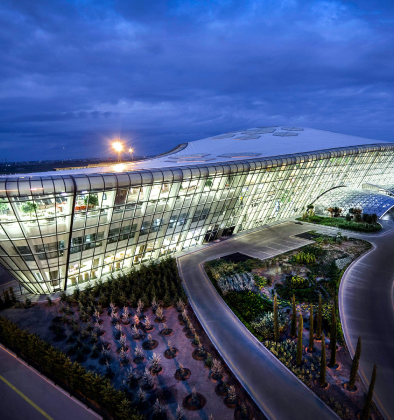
[0,257,264,420]
[298,205,381,232]
[205,232,381,420]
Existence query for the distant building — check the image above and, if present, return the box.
[1,126,394,294]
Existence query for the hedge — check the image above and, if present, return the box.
[300,216,381,233]
[0,317,143,420]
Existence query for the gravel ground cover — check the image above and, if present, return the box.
[0,258,264,420]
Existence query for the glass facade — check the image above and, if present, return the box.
[313,187,394,217]
[1,144,394,294]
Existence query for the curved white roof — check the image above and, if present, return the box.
[159,126,390,165]
[2,127,391,177]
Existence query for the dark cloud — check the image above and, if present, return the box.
[0,0,394,161]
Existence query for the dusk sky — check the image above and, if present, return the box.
[1,0,394,161]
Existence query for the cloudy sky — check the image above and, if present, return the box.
[1,0,393,161]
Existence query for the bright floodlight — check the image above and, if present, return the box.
[113,142,123,152]
[113,141,123,162]
[128,148,133,153]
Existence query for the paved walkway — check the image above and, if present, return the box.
[339,229,394,420]
[0,346,100,420]
[178,222,338,420]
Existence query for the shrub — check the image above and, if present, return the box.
[291,252,316,264]
[0,317,142,420]
[290,276,308,289]
[225,291,272,323]
[301,215,381,232]
[251,311,287,339]
[254,275,268,289]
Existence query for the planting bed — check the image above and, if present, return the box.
[0,260,264,420]
[205,232,382,419]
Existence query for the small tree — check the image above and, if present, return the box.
[21,201,37,218]
[319,332,326,386]
[308,304,314,352]
[134,346,144,359]
[212,359,223,377]
[149,352,162,372]
[348,336,362,390]
[176,404,185,420]
[138,389,147,402]
[0,200,8,214]
[153,399,165,415]
[291,295,297,337]
[296,313,303,366]
[273,294,279,342]
[177,298,185,312]
[83,194,99,207]
[361,364,377,420]
[316,294,322,340]
[329,306,337,367]
[326,207,334,217]
[227,385,237,403]
[156,307,163,320]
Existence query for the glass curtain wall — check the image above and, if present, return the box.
[1,146,394,294]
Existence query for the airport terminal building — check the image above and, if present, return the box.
[2,126,394,294]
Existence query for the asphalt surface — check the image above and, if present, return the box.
[339,228,394,420]
[0,346,99,420]
[178,222,339,420]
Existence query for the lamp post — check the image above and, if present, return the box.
[128,148,134,162]
[112,142,123,162]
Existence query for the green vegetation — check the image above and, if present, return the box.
[291,251,316,264]
[329,306,337,367]
[296,314,303,366]
[20,201,38,217]
[0,317,142,420]
[0,287,17,310]
[348,337,361,390]
[84,194,99,207]
[275,277,319,302]
[309,304,314,352]
[319,332,326,386]
[273,294,279,342]
[316,294,322,340]
[290,276,308,289]
[291,295,296,337]
[61,257,187,309]
[361,364,377,420]
[205,259,273,340]
[0,200,8,213]
[299,215,381,233]
[207,258,262,280]
[224,291,272,325]
[254,275,269,289]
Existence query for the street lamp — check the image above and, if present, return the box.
[128,148,134,162]
[112,142,123,162]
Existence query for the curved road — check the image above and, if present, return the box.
[0,345,99,420]
[339,228,394,420]
[178,222,338,420]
